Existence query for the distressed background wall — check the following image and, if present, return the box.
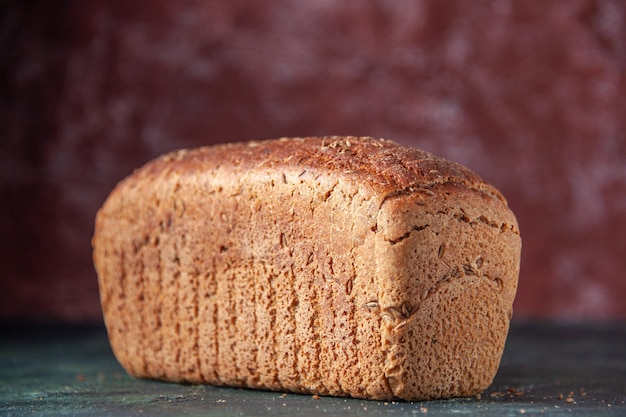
[2,0,625,322]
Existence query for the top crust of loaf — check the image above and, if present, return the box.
[94,136,521,401]
[143,136,509,207]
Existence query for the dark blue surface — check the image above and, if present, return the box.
[1,322,625,416]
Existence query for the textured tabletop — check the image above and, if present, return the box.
[1,322,625,416]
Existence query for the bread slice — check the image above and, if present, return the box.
[92,136,521,401]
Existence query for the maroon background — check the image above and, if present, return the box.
[2,0,626,322]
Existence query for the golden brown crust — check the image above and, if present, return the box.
[138,136,508,202]
[93,136,521,401]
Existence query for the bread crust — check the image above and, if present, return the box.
[93,136,521,400]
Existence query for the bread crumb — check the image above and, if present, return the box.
[507,387,523,396]
[312,395,321,400]
[558,391,576,404]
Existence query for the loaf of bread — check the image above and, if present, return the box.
[93,136,521,401]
